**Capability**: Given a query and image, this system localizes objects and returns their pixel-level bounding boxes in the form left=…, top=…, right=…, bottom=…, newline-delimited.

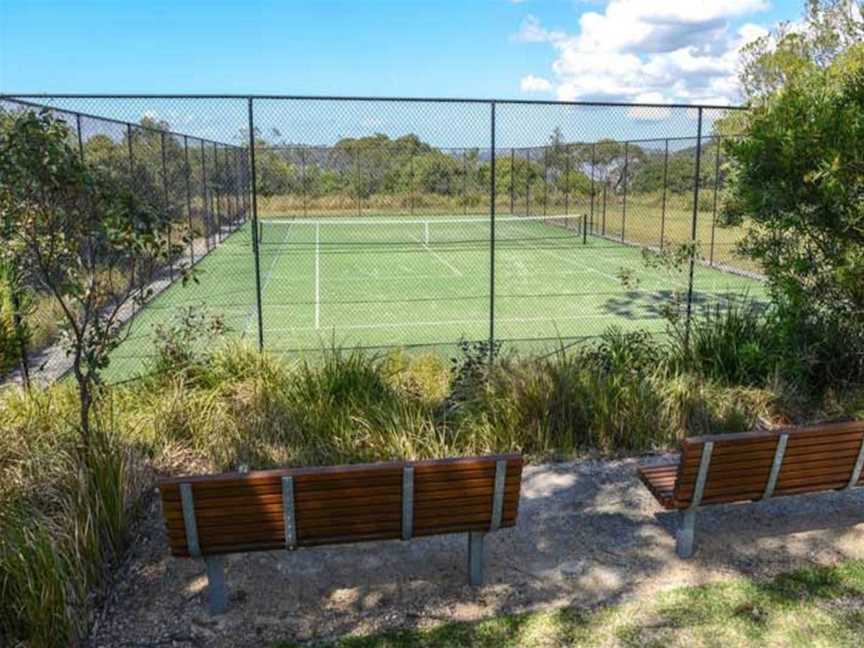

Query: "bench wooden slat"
left=160, top=454, right=522, bottom=558
left=638, top=421, right=864, bottom=511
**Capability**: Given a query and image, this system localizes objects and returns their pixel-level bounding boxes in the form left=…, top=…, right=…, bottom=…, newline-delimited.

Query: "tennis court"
left=105, top=213, right=765, bottom=381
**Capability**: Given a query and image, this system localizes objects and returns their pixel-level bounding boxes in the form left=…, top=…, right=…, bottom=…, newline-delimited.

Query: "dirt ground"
left=88, top=455, right=864, bottom=647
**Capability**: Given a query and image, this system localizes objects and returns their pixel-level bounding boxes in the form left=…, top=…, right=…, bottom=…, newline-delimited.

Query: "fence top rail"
left=260, top=133, right=740, bottom=152
left=2, top=93, right=748, bottom=112
left=1, top=96, right=245, bottom=150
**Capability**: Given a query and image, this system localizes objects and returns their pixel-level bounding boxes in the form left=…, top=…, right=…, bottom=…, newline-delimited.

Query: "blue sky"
left=1, top=0, right=803, bottom=101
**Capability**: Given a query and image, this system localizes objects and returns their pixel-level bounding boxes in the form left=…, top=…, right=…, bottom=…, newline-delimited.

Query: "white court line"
left=502, top=223, right=621, bottom=283
left=265, top=312, right=642, bottom=334
left=416, top=235, right=463, bottom=277
left=243, top=222, right=292, bottom=337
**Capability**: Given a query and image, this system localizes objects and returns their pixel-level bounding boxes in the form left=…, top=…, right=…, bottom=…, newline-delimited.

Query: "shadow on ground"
left=89, top=456, right=864, bottom=647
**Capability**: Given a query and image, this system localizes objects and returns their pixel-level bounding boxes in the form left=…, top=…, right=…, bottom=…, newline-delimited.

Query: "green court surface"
left=105, top=214, right=765, bottom=382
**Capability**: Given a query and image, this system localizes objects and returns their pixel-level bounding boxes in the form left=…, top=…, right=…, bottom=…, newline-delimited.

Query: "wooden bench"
left=158, top=454, right=523, bottom=614
left=638, top=420, right=864, bottom=558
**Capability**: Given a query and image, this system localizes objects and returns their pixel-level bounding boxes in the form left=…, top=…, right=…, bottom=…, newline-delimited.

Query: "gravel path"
left=88, top=455, right=864, bottom=647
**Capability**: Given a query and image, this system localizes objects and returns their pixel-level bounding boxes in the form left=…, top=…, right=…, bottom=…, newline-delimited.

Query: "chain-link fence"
left=1, top=95, right=762, bottom=383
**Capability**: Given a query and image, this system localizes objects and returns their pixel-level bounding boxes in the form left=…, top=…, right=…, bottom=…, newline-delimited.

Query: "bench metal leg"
left=205, top=556, right=228, bottom=615
left=676, top=510, right=697, bottom=559
left=468, top=531, right=485, bottom=587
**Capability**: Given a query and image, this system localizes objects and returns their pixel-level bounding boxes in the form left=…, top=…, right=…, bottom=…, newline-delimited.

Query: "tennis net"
left=256, top=214, right=590, bottom=249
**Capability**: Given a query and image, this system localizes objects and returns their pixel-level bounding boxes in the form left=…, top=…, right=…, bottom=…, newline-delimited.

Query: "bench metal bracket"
left=468, top=531, right=485, bottom=586
left=282, top=476, right=297, bottom=550
left=205, top=556, right=227, bottom=615
left=762, top=434, right=788, bottom=499
left=490, top=460, right=507, bottom=531
left=848, top=436, right=864, bottom=490
left=180, top=483, right=201, bottom=558
left=402, top=466, right=414, bottom=541
left=677, top=441, right=713, bottom=559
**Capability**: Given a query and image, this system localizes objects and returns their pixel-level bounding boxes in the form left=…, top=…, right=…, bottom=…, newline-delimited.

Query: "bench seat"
left=637, top=462, right=679, bottom=509
left=637, top=420, right=864, bottom=558
left=159, top=454, right=523, bottom=614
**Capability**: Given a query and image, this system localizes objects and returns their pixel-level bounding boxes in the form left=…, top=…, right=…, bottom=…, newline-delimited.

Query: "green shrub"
left=672, top=300, right=782, bottom=386
left=0, top=387, right=145, bottom=647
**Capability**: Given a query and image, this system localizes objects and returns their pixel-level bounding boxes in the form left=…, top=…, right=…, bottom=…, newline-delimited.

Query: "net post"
left=489, top=102, right=497, bottom=368
left=710, top=137, right=721, bottom=266
left=247, top=97, right=265, bottom=352
left=621, top=141, right=628, bottom=242
left=410, top=152, right=415, bottom=216
left=525, top=148, right=530, bottom=217
left=582, top=214, right=587, bottom=245
left=685, top=107, right=704, bottom=350
left=660, top=138, right=669, bottom=251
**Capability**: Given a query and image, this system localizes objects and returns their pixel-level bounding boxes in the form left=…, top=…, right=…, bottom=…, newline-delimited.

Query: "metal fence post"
left=602, top=179, right=608, bottom=235
left=489, top=102, right=497, bottom=367
left=183, top=136, right=195, bottom=265
left=660, top=138, right=669, bottom=251
left=4, top=200, right=30, bottom=388
left=463, top=149, right=468, bottom=216
left=301, top=147, right=307, bottom=218
left=589, top=143, right=596, bottom=234
left=685, top=108, right=704, bottom=349
left=564, top=144, right=571, bottom=223
left=213, top=142, right=222, bottom=243
left=247, top=98, right=265, bottom=352
left=200, top=140, right=211, bottom=251
left=621, top=141, right=628, bottom=242
left=525, top=148, right=530, bottom=217
left=160, top=131, right=174, bottom=282
left=354, top=147, right=361, bottom=217
left=75, top=113, right=85, bottom=162
left=543, top=147, right=548, bottom=217
left=709, top=137, right=721, bottom=266
left=510, top=147, right=514, bottom=215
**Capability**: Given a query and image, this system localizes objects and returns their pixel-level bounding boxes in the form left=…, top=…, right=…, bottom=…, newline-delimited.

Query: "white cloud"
left=515, top=0, right=771, bottom=105
left=520, top=74, right=553, bottom=92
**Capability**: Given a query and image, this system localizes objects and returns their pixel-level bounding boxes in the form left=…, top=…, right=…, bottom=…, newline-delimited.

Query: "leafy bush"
left=723, top=43, right=864, bottom=388
left=150, top=306, right=228, bottom=380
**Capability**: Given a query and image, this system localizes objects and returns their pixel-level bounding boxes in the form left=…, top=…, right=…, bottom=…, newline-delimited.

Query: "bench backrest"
left=673, top=420, right=864, bottom=508
left=159, top=454, right=523, bottom=557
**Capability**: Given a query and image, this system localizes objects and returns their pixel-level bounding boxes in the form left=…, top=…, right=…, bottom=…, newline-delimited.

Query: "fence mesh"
left=1, top=95, right=763, bottom=383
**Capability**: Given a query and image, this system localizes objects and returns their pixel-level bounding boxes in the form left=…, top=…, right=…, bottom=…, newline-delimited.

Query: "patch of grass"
left=275, top=561, right=864, bottom=648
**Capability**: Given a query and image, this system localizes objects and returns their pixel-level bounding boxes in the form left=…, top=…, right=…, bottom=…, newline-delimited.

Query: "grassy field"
left=103, top=205, right=763, bottom=382
left=276, top=560, right=864, bottom=648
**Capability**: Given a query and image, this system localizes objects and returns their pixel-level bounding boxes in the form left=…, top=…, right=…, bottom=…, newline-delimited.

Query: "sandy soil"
left=88, top=455, right=864, bottom=647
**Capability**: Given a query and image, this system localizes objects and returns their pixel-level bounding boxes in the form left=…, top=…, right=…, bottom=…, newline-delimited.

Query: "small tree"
left=723, top=43, right=864, bottom=384
left=0, top=108, right=186, bottom=449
